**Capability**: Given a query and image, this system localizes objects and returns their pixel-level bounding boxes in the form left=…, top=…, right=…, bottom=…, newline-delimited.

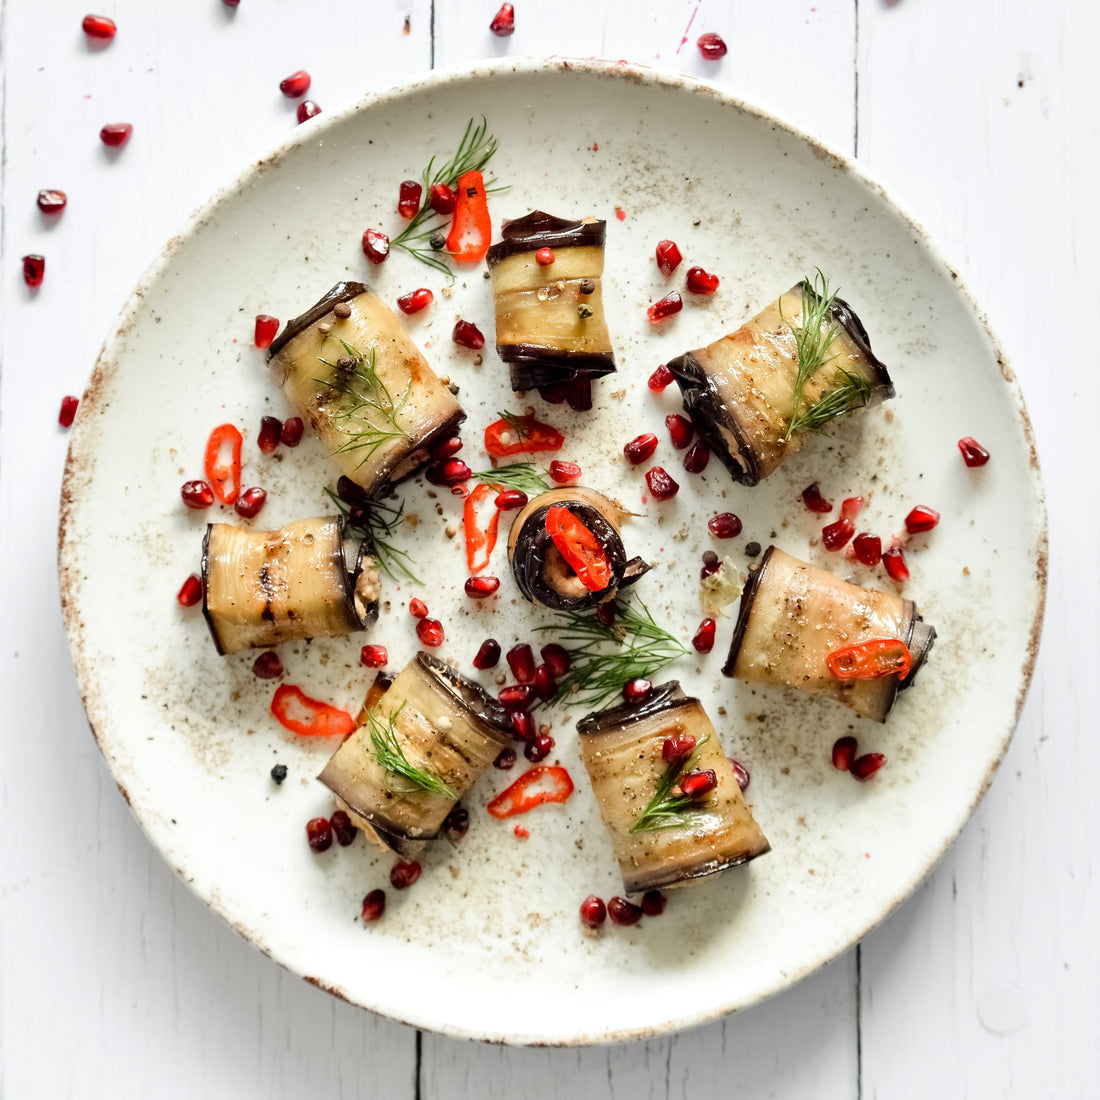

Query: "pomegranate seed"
left=608, top=896, right=643, bottom=926
left=697, top=32, right=728, bottom=59
left=648, top=363, right=674, bottom=391
left=840, top=496, right=865, bottom=522
left=622, top=678, right=652, bottom=705
left=647, top=292, right=683, bottom=323
left=99, top=123, right=132, bottom=147
left=700, top=551, right=721, bottom=578
left=566, top=377, right=593, bottom=412
left=958, top=436, right=990, bottom=467
left=254, top=314, right=280, bottom=350
left=641, top=890, right=666, bottom=917
left=465, top=575, right=500, bottom=599
left=452, top=319, right=485, bottom=349
left=645, top=466, right=679, bottom=500
left=181, top=480, right=215, bottom=509
left=624, top=433, right=658, bottom=465
left=252, top=650, right=284, bottom=679
left=235, top=487, right=267, bottom=519
left=279, top=70, right=311, bottom=98
left=692, top=617, right=716, bottom=653
left=536, top=382, right=568, bottom=404
left=82, top=14, right=116, bottom=40
left=685, top=266, right=720, bottom=294
left=832, top=736, right=858, bottom=772
left=361, top=889, right=385, bottom=922
left=729, top=758, right=750, bottom=791
left=802, top=484, right=833, bottom=513
left=852, top=532, right=882, bottom=566
left=580, top=895, right=607, bottom=930
left=22, top=254, right=45, bottom=288
left=684, top=440, right=711, bottom=473
left=882, top=547, right=910, bottom=582
left=444, top=805, right=470, bottom=841
left=822, top=518, right=855, bottom=550
left=662, top=734, right=696, bottom=764
left=432, top=435, right=463, bottom=459
left=397, top=287, right=433, bottom=315
left=337, top=476, right=368, bottom=505
left=417, top=617, right=444, bottom=647
left=176, top=573, right=203, bottom=607
left=296, top=100, right=322, bottom=123
left=540, top=644, right=571, bottom=678
left=330, top=810, right=356, bottom=846
left=257, top=415, right=282, bottom=453
left=424, top=458, right=472, bottom=486
left=905, top=505, right=940, bottom=534
left=595, top=602, right=617, bottom=628
left=680, top=769, right=718, bottom=798
left=489, top=2, right=515, bottom=35
left=494, top=747, right=517, bottom=770
left=850, top=752, right=887, bottom=781
left=708, top=512, right=742, bottom=538
left=499, top=684, right=536, bottom=711
left=360, top=644, right=388, bottom=668
left=37, top=189, right=67, bottom=214
left=361, top=228, right=390, bottom=264
left=550, top=460, right=581, bottom=484
left=524, top=734, right=554, bottom=763
left=533, top=664, right=557, bottom=702
left=222, top=0, right=240, bottom=7
left=535, top=247, right=555, bottom=266
left=655, top=239, right=683, bottom=275
left=389, top=860, right=421, bottom=889
left=58, top=395, right=79, bottom=427
left=397, top=180, right=422, bottom=219
left=306, top=817, right=333, bottom=853
left=428, top=182, right=456, bottom=214
left=280, top=417, right=303, bottom=447
left=510, top=711, right=535, bottom=743
left=495, top=488, right=528, bottom=510
left=666, top=413, right=694, bottom=449
left=473, top=638, right=501, bottom=669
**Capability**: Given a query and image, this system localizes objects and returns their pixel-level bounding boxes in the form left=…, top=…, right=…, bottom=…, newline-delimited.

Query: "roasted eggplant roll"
left=667, top=279, right=894, bottom=486
left=578, top=682, right=770, bottom=895
left=487, top=211, right=615, bottom=397
left=267, top=281, right=465, bottom=499
left=724, top=546, right=936, bottom=722
left=201, top=515, right=379, bottom=655
left=507, top=487, right=650, bottom=611
left=318, top=653, right=512, bottom=844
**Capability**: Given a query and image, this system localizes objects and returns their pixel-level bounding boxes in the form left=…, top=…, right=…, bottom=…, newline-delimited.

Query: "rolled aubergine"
left=724, top=546, right=936, bottom=722
left=201, top=515, right=379, bottom=655
left=507, top=486, right=650, bottom=611
left=487, top=211, right=615, bottom=398
left=267, top=281, right=465, bottom=499
left=318, top=653, right=512, bottom=844
left=667, top=280, right=894, bottom=486
left=578, top=682, right=770, bottom=895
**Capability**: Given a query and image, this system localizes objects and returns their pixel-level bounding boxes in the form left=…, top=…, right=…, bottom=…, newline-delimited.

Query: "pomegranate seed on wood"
left=252, top=650, right=284, bottom=679
left=99, top=123, right=132, bottom=147
left=580, top=895, right=607, bottom=930
left=330, top=810, right=356, bottom=846
left=37, top=189, right=67, bottom=214
left=82, top=14, right=116, bottom=40
left=389, top=860, right=421, bottom=889
left=507, top=644, right=536, bottom=683
left=666, top=413, right=694, bottom=449
left=257, top=415, right=282, bottom=453
left=832, top=736, right=858, bottom=772
left=296, top=100, right=322, bottom=123
left=852, top=532, right=882, bottom=566
left=417, top=618, right=445, bottom=647
left=279, top=70, right=311, bottom=98
left=22, top=254, right=45, bottom=288
left=655, top=239, right=683, bottom=275
left=397, top=288, right=433, bottom=314
left=361, top=889, right=385, bottom=922
left=729, top=758, right=750, bottom=792
left=622, top=678, right=652, bottom=705
left=360, top=644, right=388, bottom=668
left=465, top=575, right=500, bottom=599
left=648, top=363, right=674, bottom=391
left=176, top=573, right=203, bottom=607
left=692, top=617, right=716, bottom=653
left=235, top=487, right=267, bottom=519
left=280, top=417, right=303, bottom=447
left=697, top=32, right=728, bottom=59
left=958, top=436, right=990, bottom=467
left=708, top=512, right=742, bottom=538
left=822, top=518, right=855, bottom=550
left=684, top=440, right=710, bottom=473
left=540, top=644, right=571, bottom=678
left=802, top=483, right=833, bottom=513
left=685, top=266, right=720, bottom=294
left=254, top=314, right=280, bottom=349
left=58, top=395, right=79, bottom=427
left=905, top=505, right=940, bottom=534
left=681, top=769, right=718, bottom=798
left=398, top=180, right=422, bottom=219
left=489, top=2, right=515, bottom=35
left=499, top=684, right=536, bottom=712
left=494, top=747, right=516, bottom=770
left=473, top=638, right=501, bottom=669
left=306, top=818, right=333, bottom=852
left=647, top=292, right=683, bottom=323
left=608, top=896, right=643, bottom=926
left=429, top=182, right=456, bottom=214
left=181, top=480, right=215, bottom=509
left=495, top=489, right=527, bottom=510
left=642, top=890, right=666, bottom=917
left=444, top=806, right=470, bottom=841
left=525, top=733, right=554, bottom=763
left=510, top=711, right=535, bottom=743
left=452, top=319, right=485, bottom=349
left=550, top=460, right=581, bottom=484
left=645, top=466, right=679, bottom=500
left=361, top=228, right=390, bottom=264
left=882, top=546, right=910, bottom=582
left=624, top=433, right=658, bottom=465
left=662, top=734, right=696, bottom=764
left=850, top=752, right=886, bottom=781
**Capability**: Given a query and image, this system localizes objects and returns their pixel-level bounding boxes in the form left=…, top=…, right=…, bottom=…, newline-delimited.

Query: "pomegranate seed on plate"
left=489, top=2, right=515, bottom=35
left=330, top=810, right=356, bottom=846
left=525, top=733, right=554, bottom=763
left=235, top=487, right=267, bottom=519
left=495, top=488, right=527, bottom=510
left=176, top=573, right=203, bottom=607
left=905, top=505, right=940, bottom=534
left=37, top=189, right=67, bottom=214
left=684, top=439, right=711, bottom=473
left=700, top=551, right=720, bottom=579
left=82, top=14, right=116, bottom=39
left=465, top=575, right=500, bottom=599
left=840, top=496, right=864, bottom=521
left=595, top=602, right=616, bottom=628
left=296, top=100, right=322, bottom=123
left=397, top=288, right=433, bottom=314
left=306, top=818, right=333, bottom=852
left=389, top=860, right=421, bottom=889
left=424, top=458, right=471, bottom=486
left=655, top=239, right=682, bottom=275
left=622, top=678, right=652, bottom=704
left=499, top=684, right=536, bottom=712
left=181, top=480, right=215, bottom=509
left=280, top=417, right=303, bottom=447
left=494, top=748, right=516, bottom=770
left=802, top=483, right=832, bottom=512
left=279, top=70, right=311, bottom=98
left=852, top=532, right=882, bottom=566
left=662, top=734, right=696, bottom=764
left=708, top=512, right=742, bottom=538
left=550, top=460, right=581, bottom=484
left=361, top=228, right=390, bottom=264
left=444, top=806, right=470, bottom=841
left=648, top=363, right=674, bottom=391
left=507, top=644, right=536, bottom=683
left=958, top=436, right=990, bottom=467
left=361, top=889, right=385, bottom=922
left=729, top=758, right=750, bottom=791
left=540, top=644, right=571, bottom=678
left=666, top=413, right=694, bottom=449
left=566, top=377, right=593, bottom=412
left=473, top=638, right=501, bottom=669
left=432, top=435, right=463, bottom=459
left=580, top=895, right=607, bottom=930
left=624, top=433, right=658, bottom=465
left=832, top=736, right=858, bottom=772
left=510, top=711, right=535, bottom=743
left=882, top=546, right=910, bottom=582
left=409, top=597, right=429, bottom=618
left=360, top=644, right=388, bottom=668
left=337, top=476, right=368, bottom=505
left=99, top=122, right=132, bottom=147
left=685, top=266, right=720, bottom=294
left=257, top=415, right=282, bottom=453
left=697, top=32, right=728, bottom=59
left=850, top=752, right=886, bottom=781
left=22, top=254, right=45, bottom=288
left=452, top=319, right=485, bottom=349
left=251, top=650, right=283, bottom=679
left=254, top=314, right=280, bottom=349
left=692, top=617, right=716, bottom=653
left=647, top=292, right=683, bottom=323
left=680, top=769, right=718, bottom=798
left=533, top=664, right=557, bottom=702
left=429, top=182, right=456, bottom=214
left=608, top=896, right=643, bottom=926
left=397, top=180, right=422, bottom=219
left=645, top=466, right=679, bottom=500
left=535, top=247, right=555, bottom=266
left=822, top=518, right=855, bottom=550
left=641, top=890, right=666, bottom=917
left=58, top=395, right=79, bottom=427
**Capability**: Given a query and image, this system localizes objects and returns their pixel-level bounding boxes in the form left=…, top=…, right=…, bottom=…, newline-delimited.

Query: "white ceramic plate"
left=58, top=59, right=1046, bottom=1045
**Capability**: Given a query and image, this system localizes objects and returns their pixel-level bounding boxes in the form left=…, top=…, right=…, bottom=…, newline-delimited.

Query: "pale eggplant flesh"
left=724, top=546, right=936, bottom=722
left=667, top=282, right=894, bottom=486
left=201, top=515, right=378, bottom=655
left=317, top=653, right=512, bottom=842
left=578, top=682, right=770, bottom=895
left=507, top=486, right=650, bottom=611
left=267, top=281, right=465, bottom=500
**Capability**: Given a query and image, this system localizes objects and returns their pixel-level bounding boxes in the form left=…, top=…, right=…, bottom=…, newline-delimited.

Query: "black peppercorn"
left=744, top=541, right=761, bottom=558
left=271, top=763, right=288, bottom=784
left=429, top=232, right=446, bottom=251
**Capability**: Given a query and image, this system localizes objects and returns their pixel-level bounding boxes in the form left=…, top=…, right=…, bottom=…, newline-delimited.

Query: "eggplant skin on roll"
left=267, top=281, right=465, bottom=500
left=578, top=681, right=770, bottom=895
left=667, top=275, right=894, bottom=486
left=507, top=487, right=650, bottom=611
left=724, top=546, right=936, bottom=723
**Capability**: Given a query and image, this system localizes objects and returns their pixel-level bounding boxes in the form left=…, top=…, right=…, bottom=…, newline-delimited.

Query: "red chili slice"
left=826, top=639, right=912, bottom=682
left=487, top=765, right=574, bottom=819
left=463, top=482, right=501, bottom=573
left=446, top=169, right=492, bottom=264
left=270, top=684, right=355, bottom=738
left=483, top=413, right=564, bottom=458
left=203, top=423, right=243, bottom=505
left=545, top=505, right=612, bottom=592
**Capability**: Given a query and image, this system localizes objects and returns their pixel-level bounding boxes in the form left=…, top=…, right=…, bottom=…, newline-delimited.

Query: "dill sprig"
left=325, top=487, right=420, bottom=585
left=782, top=270, right=840, bottom=440
left=629, top=735, right=711, bottom=834
left=472, top=463, right=550, bottom=495
left=538, top=598, right=690, bottom=708
left=366, top=701, right=456, bottom=799
left=787, top=367, right=875, bottom=435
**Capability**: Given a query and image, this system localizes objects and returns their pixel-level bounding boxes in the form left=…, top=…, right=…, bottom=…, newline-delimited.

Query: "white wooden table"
left=3, top=1, right=1095, bottom=1095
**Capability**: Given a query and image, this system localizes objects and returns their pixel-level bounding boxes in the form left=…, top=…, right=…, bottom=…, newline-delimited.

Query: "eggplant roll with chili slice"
left=507, top=487, right=650, bottom=611
left=487, top=211, right=615, bottom=395
left=201, top=515, right=379, bottom=655
left=267, top=281, right=465, bottom=499
left=666, top=279, right=894, bottom=486
left=578, top=682, right=770, bottom=895
left=318, top=653, right=512, bottom=844
left=724, top=546, right=936, bottom=722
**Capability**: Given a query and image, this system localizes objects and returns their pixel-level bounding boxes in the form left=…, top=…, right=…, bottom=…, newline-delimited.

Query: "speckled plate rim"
left=58, top=56, right=1048, bottom=1045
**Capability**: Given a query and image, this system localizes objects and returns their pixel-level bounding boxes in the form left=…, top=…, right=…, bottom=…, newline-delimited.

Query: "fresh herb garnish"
left=786, top=367, right=875, bottom=436
left=325, top=487, right=420, bottom=585
left=366, top=701, right=456, bottom=799
left=629, top=735, right=711, bottom=834
left=471, top=463, right=550, bottom=495
left=538, top=598, right=690, bottom=708
left=782, top=270, right=840, bottom=440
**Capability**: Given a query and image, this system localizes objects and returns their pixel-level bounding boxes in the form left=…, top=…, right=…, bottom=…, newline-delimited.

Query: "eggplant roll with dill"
left=667, top=280, right=894, bottom=486
left=201, top=515, right=379, bottom=655
left=487, top=211, right=615, bottom=395
left=725, top=546, right=936, bottom=723
left=267, top=281, right=465, bottom=499
left=318, top=653, right=512, bottom=845
left=507, top=487, right=650, bottom=611
left=578, top=682, right=770, bottom=895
